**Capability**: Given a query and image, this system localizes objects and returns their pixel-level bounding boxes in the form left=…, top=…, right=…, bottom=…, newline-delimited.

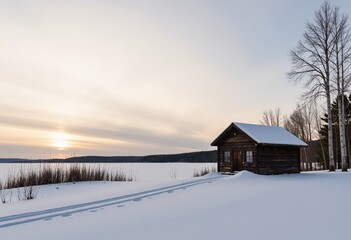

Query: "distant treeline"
left=0, top=150, right=217, bottom=163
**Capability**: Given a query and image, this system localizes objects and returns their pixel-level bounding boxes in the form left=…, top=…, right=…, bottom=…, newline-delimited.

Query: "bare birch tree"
left=260, top=107, right=282, bottom=126
left=284, top=106, right=306, bottom=141
left=288, top=1, right=336, bottom=171
left=284, top=103, right=316, bottom=170
left=331, top=7, right=351, bottom=171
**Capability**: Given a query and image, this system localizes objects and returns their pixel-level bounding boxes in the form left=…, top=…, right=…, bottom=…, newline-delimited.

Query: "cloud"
left=1, top=0, right=327, bottom=158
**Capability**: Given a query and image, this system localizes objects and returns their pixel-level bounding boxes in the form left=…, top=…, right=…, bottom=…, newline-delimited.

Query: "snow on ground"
left=1, top=168, right=351, bottom=240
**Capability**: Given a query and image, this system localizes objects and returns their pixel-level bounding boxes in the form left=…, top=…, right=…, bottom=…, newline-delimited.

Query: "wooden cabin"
left=211, top=122, right=307, bottom=175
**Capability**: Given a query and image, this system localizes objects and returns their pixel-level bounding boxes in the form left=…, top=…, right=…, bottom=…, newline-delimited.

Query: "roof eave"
left=211, top=123, right=256, bottom=146
left=211, top=123, right=235, bottom=146
left=258, top=143, right=308, bottom=147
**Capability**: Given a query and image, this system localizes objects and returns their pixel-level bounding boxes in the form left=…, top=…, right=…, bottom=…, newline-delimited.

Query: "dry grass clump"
left=0, top=164, right=134, bottom=203
left=2, top=164, right=134, bottom=190
left=193, top=165, right=217, bottom=177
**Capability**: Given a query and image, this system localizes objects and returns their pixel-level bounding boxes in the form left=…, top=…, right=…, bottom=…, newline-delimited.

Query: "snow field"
left=1, top=166, right=350, bottom=240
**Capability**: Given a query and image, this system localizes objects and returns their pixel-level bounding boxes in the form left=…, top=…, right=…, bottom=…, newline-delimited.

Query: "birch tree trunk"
left=337, top=94, right=347, bottom=171
left=340, top=95, right=348, bottom=171
left=327, top=87, right=335, bottom=171
left=332, top=9, right=349, bottom=171
left=340, top=31, right=349, bottom=171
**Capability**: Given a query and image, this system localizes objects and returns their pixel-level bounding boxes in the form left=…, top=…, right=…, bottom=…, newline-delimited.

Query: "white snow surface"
left=1, top=168, right=351, bottom=240
left=234, top=122, right=308, bottom=146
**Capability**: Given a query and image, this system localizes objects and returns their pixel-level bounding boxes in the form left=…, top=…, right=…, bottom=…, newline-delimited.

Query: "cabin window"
left=245, top=150, right=253, bottom=163
left=224, top=151, right=231, bottom=162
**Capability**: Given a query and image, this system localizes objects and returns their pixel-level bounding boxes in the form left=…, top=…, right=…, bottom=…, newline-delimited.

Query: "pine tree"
left=320, top=95, right=351, bottom=169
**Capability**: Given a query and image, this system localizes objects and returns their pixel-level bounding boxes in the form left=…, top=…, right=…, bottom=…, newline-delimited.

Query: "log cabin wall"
left=256, top=145, right=300, bottom=175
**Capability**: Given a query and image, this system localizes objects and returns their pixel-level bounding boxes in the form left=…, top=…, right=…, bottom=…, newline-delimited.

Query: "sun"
left=52, top=132, right=70, bottom=150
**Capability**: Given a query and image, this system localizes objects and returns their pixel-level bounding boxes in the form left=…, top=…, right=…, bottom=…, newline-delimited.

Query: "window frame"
left=223, top=151, right=231, bottom=163
left=245, top=150, right=253, bottom=163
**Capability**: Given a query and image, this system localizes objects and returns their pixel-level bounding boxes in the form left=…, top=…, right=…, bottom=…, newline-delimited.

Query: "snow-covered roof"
left=212, top=122, right=307, bottom=147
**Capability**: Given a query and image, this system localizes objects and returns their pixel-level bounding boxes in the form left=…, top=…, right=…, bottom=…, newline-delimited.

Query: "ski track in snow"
left=0, top=175, right=226, bottom=228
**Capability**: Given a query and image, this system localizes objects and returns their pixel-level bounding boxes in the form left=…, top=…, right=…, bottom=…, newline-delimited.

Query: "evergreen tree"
left=320, top=95, right=351, bottom=168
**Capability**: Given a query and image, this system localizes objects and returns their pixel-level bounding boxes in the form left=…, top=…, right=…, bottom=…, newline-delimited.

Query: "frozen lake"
left=0, top=162, right=217, bottom=182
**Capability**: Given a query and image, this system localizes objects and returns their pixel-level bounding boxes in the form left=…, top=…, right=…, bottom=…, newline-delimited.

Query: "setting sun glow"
left=52, top=133, right=70, bottom=150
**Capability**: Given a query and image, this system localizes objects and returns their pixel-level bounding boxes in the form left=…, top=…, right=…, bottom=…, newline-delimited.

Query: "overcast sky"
left=1, top=0, right=351, bottom=158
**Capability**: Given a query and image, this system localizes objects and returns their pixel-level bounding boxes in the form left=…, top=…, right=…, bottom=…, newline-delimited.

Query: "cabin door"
left=233, top=150, right=242, bottom=171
